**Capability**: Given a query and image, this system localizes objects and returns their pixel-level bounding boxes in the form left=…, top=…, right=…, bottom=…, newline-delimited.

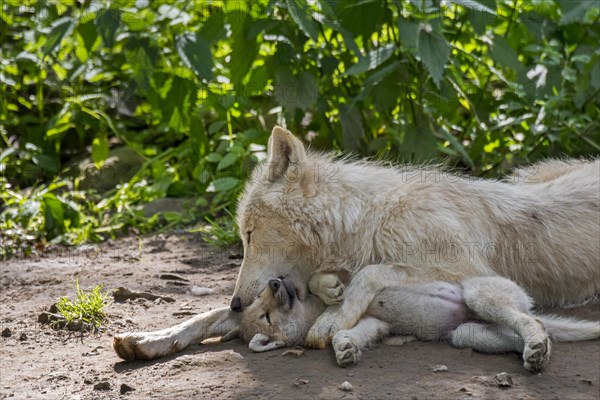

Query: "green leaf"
left=211, top=177, right=239, bottom=192
left=339, top=104, right=364, bottom=151
left=176, top=33, right=213, bottom=81
left=95, top=9, right=121, bottom=48
left=32, top=154, right=59, bottom=173
left=417, top=26, right=450, bottom=87
left=398, top=19, right=419, bottom=51
left=275, top=70, right=318, bottom=111
left=343, top=44, right=396, bottom=76
left=206, top=153, right=223, bottom=163
left=217, top=152, right=240, bottom=171
left=42, top=194, right=65, bottom=238
left=557, top=0, right=597, bottom=25
left=452, top=0, right=496, bottom=14
left=339, top=0, right=385, bottom=39
left=401, top=126, right=438, bottom=162
left=286, top=0, right=319, bottom=41
left=489, top=35, right=523, bottom=73
left=91, top=135, right=109, bottom=168
left=229, top=11, right=259, bottom=86
left=43, top=17, right=74, bottom=55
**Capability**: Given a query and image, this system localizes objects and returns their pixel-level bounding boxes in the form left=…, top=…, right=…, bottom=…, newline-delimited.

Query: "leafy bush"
left=1, top=0, right=599, bottom=256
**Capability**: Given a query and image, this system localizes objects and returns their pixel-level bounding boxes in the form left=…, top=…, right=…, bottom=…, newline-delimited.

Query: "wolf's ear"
left=267, top=126, right=307, bottom=182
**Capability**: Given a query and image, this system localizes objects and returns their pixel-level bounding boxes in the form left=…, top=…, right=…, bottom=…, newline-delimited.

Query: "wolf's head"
left=231, top=127, right=337, bottom=311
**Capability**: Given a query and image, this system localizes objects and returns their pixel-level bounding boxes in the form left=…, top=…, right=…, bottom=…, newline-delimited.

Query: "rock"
left=495, top=372, right=513, bottom=388
left=73, top=146, right=144, bottom=193
left=579, top=378, right=593, bottom=385
left=83, top=377, right=94, bottom=385
left=339, top=381, right=353, bottom=392
left=432, top=364, right=448, bottom=372
left=159, top=273, right=189, bottom=281
left=1, top=328, right=11, bottom=337
left=93, top=381, right=111, bottom=391
left=120, top=383, right=135, bottom=394
left=189, top=286, right=216, bottom=296
left=293, top=378, right=309, bottom=387
left=113, top=287, right=175, bottom=303
left=19, top=333, right=27, bottom=341
left=142, top=198, right=198, bottom=217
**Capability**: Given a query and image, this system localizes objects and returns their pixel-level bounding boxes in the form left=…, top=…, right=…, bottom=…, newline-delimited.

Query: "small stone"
left=495, top=372, right=513, bottom=388
left=189, top=286, right=216, bottom=296
left=93, top=381, right=110, bottom=391
left=432, top=364, right=448, bottom=372
left=346, top=372, right=354, bottom=377
left=580, top=378, right=593, bottom=385
left=19, top=333, right=28, bottom=341
left=83, top=377, right=93, bottom=385
left=339, top=381, right=353, bottom=392
left=120, top=383, right=135, bottom=394
left=1, top=328, right=11, bottom=337
left=282, top=349, right=305, bottom=358
left=293, top=378, right=309, bottom=386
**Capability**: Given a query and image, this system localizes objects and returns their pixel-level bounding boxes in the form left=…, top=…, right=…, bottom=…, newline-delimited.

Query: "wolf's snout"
left=269, top=279, right=281, bottom=292
left=230, top=296, right=243, bottom=312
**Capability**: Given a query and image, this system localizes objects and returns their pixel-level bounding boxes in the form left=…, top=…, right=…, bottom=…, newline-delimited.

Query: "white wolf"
left=240, top=272, right=600, bottom=372
left=113, top=126, right=599, bottom=361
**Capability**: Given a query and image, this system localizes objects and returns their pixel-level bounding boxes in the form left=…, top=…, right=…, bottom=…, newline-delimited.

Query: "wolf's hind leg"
left=332, top=317, right=391, bottom=367
left=450, top=322, right=524, bottom=353
left=462, top=277, right=551, bottom=372
left=113, top=307, right=239, bottom=361
left=306, top=263, right=410, bottom=348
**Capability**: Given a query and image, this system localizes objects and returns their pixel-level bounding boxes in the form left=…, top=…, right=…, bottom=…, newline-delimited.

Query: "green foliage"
left=55, top=280, right=110, bottom=330
left=1, top=0, right=599, bottom=255
left=192, top=213, right=240, bottom=248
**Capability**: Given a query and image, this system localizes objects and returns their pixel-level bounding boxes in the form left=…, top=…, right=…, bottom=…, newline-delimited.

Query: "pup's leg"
left=306, top=263, right=410, bottom=348
left=113, top=307, right=239, bottom=361
left=450, top=322, right=524, bottom=353
left=309, top=272, right=345, bottom=305
left=462, top=277, right=551, bottom=372
left=332, top=317, right=391, bottom=367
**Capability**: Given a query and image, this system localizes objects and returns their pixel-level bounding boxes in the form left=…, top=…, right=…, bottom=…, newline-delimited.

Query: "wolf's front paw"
left=333, top=332, right=361, bottom=367
left=309, top=273, right=345, bottom=305
left=113, top=332, right=183, bottom=361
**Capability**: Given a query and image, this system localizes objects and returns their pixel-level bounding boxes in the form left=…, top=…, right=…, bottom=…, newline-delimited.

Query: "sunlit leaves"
left=176, top=33, right=213, bottom=81
left=91, top=134, right=109, bottom=168
left=95, top=9, right=121, bottom=48
left=343, top=44, right=396, bottom=76
left=417, top=25, right=450, bottom=86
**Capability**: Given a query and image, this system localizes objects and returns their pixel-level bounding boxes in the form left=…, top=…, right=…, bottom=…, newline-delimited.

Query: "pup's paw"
left=305, top=309, right=343, bottom=349
left=333, top=333, right=361, bottom=367
left=523, top=336, right=551, bottom=372
left=522, top=320, right=551, bottom=372
left=309, top=273, right=345, bottom=305
left=113, top=332, right=183, bottom=361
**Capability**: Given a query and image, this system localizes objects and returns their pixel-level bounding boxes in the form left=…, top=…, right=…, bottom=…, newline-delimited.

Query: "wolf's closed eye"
left=246, top=230, right=253, bottom=244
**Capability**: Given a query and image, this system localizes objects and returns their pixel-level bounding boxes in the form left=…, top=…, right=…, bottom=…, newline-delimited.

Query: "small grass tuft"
left=191, top=213, right=240, bottom=248
left=54, top=280, right=111, bottom=330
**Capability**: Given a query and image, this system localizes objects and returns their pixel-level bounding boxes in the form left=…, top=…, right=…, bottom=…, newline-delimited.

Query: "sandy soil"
left=1, top=234, right=599, bottom=400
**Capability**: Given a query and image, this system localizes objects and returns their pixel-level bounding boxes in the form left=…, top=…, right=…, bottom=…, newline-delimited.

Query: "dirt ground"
left=1, top=234, right=599, bottom=400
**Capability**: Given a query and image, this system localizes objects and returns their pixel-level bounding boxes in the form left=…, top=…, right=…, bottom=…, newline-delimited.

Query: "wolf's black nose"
left=230, top=296, right=243, bottom=312
left=269, top=279, right=281, bottom=292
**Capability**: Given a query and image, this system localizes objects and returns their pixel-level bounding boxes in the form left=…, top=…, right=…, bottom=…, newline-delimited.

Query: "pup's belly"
left=367, top=282, right=470, bottom=341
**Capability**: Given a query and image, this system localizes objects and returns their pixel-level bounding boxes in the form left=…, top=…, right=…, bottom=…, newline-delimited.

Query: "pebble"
left=432, top=364, right=448, bottom=372
left=189, top=286, right=216, bottom=296
left=339, top=381, right=353, bottom=392
left=19, top=333, right=28, bottom=341
left=1, top=328, right=11, bottom=337
left=120, top=383, right=135, bottom=394
left=495, top=372, right=513, bottom=388
left=93, top=381, right=111, bottom=391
